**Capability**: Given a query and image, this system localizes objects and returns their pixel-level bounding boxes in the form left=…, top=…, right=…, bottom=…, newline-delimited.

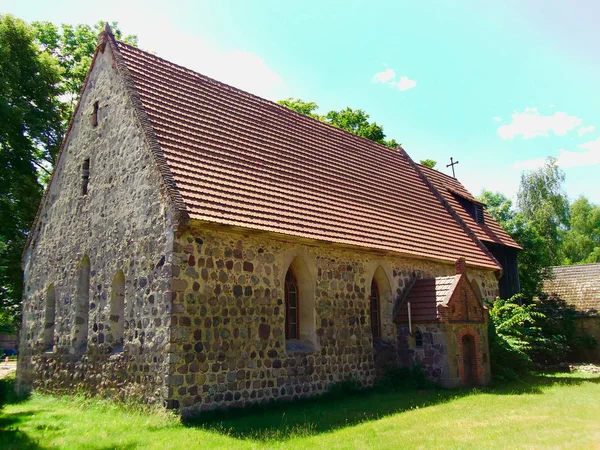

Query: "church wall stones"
left=17, top=44, right=178, bottom=403
left=167, top=227, right=498, bottom=414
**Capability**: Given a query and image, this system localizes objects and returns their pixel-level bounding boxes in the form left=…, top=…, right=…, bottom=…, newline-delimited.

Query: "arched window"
left=43, top=284, right=56, bottom=351
left=283, top=256, right=317, bottom=351
left=74, top=255, right=90, bottom=352
left=370, top=279, right=381, bottom=340
left=285, top=268, right=299, bottom=340
left=109, top=270, right=125, bottom=351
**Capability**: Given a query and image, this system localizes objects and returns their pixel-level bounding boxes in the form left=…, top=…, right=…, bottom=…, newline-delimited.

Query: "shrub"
left=378, top=363, right=436, bottom=390
left=487, top=296, right=540, bottom=379
left=329, top=377, right=362, bottom=397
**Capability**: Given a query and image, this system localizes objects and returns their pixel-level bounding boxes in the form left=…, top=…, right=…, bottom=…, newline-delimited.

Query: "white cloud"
left=373, top=68, right=396, bottom=84
left=395, top=76, right=417, bottom=91
left=493, top=117, right=502, bottom=122
left=372, top=68, right=417, bottom=92
left=514, top=136, right=600, bottom=170
left=578, top=125, right=595, bottom=136
left=497, top=107, right=582, bottom=140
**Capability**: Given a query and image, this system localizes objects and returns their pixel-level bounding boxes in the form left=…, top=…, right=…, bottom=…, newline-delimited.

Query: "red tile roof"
left=395, top=276, right=460, bottom=322
left=543, top=264, right=600, bottom=316
left=417, top=165, right=521, bottom=249
left=111, top=39, right=501, bottom=271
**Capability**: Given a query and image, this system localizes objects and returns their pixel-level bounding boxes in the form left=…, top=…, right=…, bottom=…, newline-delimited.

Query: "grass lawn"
left=1, top=371, right=599, bottom=449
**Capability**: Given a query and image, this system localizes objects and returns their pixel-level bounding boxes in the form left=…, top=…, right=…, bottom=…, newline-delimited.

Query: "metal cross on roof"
left=446, top=157, right=459, bottom=178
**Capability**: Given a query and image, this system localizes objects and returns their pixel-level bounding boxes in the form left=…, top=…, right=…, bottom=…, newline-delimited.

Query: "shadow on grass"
left=0, top=376, right=31, bottom=409
left=0, top=377, right=42, bottom=450
left=184, top=373, right=600, bottom=441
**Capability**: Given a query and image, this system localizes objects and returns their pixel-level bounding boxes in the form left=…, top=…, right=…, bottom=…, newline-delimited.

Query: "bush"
left=329, top=377, right=362, bottom=397
left=488, top=294, right=598, bottom=376
left=487, top=296, right=540, bottom=379
left=378, top=363, right=436, bottom=390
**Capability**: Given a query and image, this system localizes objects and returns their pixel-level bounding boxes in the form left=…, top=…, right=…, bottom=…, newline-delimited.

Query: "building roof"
left=543, top=264, right=600, bottom=316
left=60, top=31, right=504, bottom=272
left=395, top=275, right=460, bottom=322
left=417, top=164, right=521, bottom=250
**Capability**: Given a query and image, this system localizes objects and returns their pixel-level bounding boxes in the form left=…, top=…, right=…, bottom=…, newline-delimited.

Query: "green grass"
left=1, top=372, right=599, bottom=449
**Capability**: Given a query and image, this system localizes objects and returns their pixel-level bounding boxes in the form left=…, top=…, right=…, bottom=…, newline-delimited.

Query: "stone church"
left=17, top=25, right=520, bottom=414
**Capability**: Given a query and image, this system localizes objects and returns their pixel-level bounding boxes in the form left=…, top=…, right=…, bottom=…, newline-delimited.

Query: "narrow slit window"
left=82, top=158, right=90, bottom=195
left=92, top=101, right=99, bottom=127
left=415, top=330, right=423, bottom=347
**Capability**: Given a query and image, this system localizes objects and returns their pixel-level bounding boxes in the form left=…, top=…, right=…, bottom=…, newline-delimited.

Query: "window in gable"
left=474, top=204, right=485, bottom=224
left=92, top=101, right=99, bottom=127
left=81, top=158, right=90, bottom=195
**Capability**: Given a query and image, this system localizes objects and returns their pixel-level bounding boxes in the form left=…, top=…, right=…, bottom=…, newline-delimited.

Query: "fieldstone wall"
left=166, top=226, right=498, bottom=414
left=17, top=43, right=178, bottom=403
left=398, top=322, right=491, bottom=388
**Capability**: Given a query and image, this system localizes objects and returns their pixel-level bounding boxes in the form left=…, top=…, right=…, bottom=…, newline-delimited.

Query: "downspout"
left=407, top=301, right=412, bottom=335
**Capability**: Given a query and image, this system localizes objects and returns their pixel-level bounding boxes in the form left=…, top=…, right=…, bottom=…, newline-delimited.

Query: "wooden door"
left=462, top=334, right=475, bottom=384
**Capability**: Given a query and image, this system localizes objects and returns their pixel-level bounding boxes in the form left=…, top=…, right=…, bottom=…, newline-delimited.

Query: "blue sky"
left=5, top=0, right=600, bottom=203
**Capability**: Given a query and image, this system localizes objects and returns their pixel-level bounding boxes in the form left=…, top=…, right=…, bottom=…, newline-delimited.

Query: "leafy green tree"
left=277, top=98, right=398, bottom=148
left=517, top=157, right=570, bottom=264
left=0, top=17, right=136, bottom=330
left=487, top=296, right=540, bottom=379
left=479, top=190, right=553, bottom=301
left=32, top=21, right=137, bottom=123
left=325, top=108, right=387, bottom=145
left=0, top=14, right=63, bottom=327
left=560, top=196, right=600, bottom=264
left=277, top=98, right=321, bottom=120
left=419, top=159, right=437, bottom=169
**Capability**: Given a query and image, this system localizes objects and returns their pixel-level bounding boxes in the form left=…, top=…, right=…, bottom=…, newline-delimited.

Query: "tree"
left=0, top=17, right=136, bottom=330
left=479, top=190, right=553, bottom=301
left=277, top=98, right=321, bottom=120
left=517, top=157, right=570, bottom=265
left=32, top=21, right=137, bottom=126
left=278, top=98, right=398, bottom=148
left=560, top=196, right=600, bottom=264
left=0, top=15, right=63, bottom=327
left=419, top=159, right=437, bottom=169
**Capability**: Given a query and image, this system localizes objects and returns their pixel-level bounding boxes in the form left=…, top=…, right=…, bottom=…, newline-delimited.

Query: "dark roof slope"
left=395, top=275, right=459, bottom=322
left=543, top=264, right=600, bottom=315
left=417, top=165, right=521, bottom=250
left=112, top=40, right=501, bottom=270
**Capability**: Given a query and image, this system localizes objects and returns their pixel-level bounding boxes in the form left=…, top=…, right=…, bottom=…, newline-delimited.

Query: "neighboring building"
left=543, top=264, right=600, bottom=362
left=0, top=333, right=18, bottom=353
left=18, top=26, right=511, bottom=414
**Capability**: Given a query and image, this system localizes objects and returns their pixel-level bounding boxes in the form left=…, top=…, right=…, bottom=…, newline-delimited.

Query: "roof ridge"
left=116, top=40, right=401, bottom=156
left=407, top=151, right=503, bottom=273
left=416, top=163, right=458, bottom=182
left=552, top=263, right=600, bottom=269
